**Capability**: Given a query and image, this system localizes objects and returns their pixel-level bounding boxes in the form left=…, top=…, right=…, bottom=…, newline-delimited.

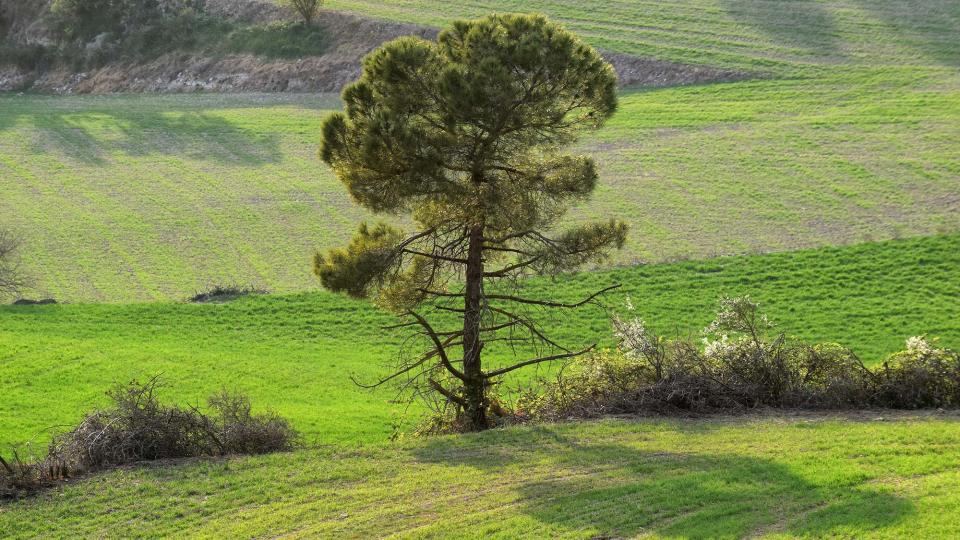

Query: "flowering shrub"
left=515, top=297, right=959, bottom=423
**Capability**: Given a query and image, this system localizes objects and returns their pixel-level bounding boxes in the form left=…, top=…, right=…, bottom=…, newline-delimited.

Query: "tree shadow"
left=718, top=0, right=842, bottom=60
left=0, top=103, right=283, bottom=166
left=411, top=424, right=914, bottom=538
left=851, top=0, right=960, bottom=67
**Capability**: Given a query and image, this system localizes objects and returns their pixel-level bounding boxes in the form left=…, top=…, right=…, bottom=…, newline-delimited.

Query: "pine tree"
left=317, top=13, right=627, bottom=431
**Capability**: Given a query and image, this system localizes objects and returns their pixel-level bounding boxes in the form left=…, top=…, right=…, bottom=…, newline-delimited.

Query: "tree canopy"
left=316, top=13, right=627, bottom=431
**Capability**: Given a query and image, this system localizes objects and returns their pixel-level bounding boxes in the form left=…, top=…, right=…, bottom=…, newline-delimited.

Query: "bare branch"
left=409, top=311, right=467, bottom=381
left=401, top=249, right=469, bottom=264
left=429, top=379, right=468, bottom=407
left=483, top=257, right=543, bottom=278
left=351, top=333, right=460, bottom=389
left=486, top=306, right=571, bottom=353
left=484, top=345, right=596, bottom=378
left=485, top=284, right=621, bottom=308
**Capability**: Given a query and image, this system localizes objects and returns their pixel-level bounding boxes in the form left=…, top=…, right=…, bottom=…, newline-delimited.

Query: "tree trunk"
left=462, top=224, right=488, bottom=430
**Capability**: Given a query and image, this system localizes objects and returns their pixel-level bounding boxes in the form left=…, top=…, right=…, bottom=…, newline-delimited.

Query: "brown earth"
left=0, top=0, right=751, bottom=94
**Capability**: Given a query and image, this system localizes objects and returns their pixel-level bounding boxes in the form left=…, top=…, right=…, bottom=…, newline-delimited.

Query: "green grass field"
left=4, top=417, right=960, bottom=538
left=2, top=1, right=960, bottom=535
left=2, top=233, right=957, bottom=449
left=2, top=1, right=958, bottom=301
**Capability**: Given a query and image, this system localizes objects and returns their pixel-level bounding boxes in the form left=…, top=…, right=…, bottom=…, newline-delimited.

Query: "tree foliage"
left=50, top=0, right=206, bottom=42
left=316, top=13, right=626, bottom=431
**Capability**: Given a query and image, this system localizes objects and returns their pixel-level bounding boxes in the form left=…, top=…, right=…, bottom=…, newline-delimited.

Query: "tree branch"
left=429, top=379, right=468, bottom=407
left=409, top=310, right=467, bottom=381
left=485, top=284, right=621, bottom=308
left=402, top=249, right=469, bottom=264
left=485, top=345, right=596, bottom=378
left=487, top=306, right=571, bottom=353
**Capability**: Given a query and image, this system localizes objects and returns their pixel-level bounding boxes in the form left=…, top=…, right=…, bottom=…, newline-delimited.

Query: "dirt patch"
left=1, top=1, right=752, bottom=94
left=603, top=50, right=749, bottom=87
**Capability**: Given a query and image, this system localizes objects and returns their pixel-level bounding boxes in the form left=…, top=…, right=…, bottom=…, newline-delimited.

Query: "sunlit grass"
left=1, top=70, right=957, bottom=301
left=2, top=233, right=956, bottom=449
left=3, top=417, right=960, bottom=538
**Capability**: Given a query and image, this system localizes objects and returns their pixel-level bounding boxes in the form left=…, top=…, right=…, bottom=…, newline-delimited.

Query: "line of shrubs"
left=1, top=378, right=297, bottom=499
left=510, top=297, right=960, bottom=423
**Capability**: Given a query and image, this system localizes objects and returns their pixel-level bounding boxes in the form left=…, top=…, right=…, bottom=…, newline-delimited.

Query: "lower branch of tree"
left=484, top=344, right=596, bottom=378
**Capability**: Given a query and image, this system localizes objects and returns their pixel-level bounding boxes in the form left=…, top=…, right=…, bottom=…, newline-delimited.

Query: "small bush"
left=45, top=0, right=216, bottom=69
left=1, top=378, right=297, bottom=499
left=280, top=0, right=323, bottom=25
left=189, top=284, right=266, bottom=303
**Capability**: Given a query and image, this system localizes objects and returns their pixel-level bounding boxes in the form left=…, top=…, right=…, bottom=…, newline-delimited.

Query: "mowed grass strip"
left=1, top=233, right=957, bottom=448
left=3, top=417, right=960, bottom=538
left=328, top=0, right=959, bottom=72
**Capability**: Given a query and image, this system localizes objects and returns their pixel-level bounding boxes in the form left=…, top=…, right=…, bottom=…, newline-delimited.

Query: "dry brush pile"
left=1, top=378, right=297, bottom=499
left=510, top=297, right=960, bottom=424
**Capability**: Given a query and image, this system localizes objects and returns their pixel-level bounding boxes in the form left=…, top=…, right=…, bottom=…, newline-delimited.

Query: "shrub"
left=875, top=336, right=960, bottom=408
left=189, top=284, right=266, bottom=303
left=1, top=378, right=297, bottom=499
left=509, top=297, right=960, bottom=425
left=280, top=0, right=322, bottom=25
left=50, top=0, right=207, bottom=42
left=0, top=43, right=55, bottom=70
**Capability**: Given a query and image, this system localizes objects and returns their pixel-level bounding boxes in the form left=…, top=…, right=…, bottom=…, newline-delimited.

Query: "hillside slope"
left=1, top=85, right=956, bottom=301
left=0, top=0, right=743, bottom=93
left=2, top=1, right=957, bottom=301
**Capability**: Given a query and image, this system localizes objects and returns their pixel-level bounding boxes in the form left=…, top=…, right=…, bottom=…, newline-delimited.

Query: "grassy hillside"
left=2, top=83, right=957, bottom=301
left=2, top=233, right=957, bottom=449
left=4, top=417, right=960, bottom=538
left=329, top=0, right=959, bottom=73
left=2, top=0, right=958, bottom=301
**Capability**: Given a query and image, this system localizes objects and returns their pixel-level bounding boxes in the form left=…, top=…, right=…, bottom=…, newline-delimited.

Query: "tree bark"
left=462, top=224, right=488, bottom=429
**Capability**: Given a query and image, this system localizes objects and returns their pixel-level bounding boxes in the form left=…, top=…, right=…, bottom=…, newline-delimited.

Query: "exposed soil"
left=1, top=0, right=751, bottom=94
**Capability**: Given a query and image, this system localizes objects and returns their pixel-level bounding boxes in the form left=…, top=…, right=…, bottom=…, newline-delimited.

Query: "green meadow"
left=2, top=2, right=958, bottom=301
left=2, top=0, right=960, bottom=536
left=2, top=233, right=957, bottom=449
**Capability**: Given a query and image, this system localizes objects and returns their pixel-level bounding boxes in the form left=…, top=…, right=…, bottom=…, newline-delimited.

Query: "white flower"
left=906, top=336, right=935, bottom=355
left=613, top=314, right=657, bottom=358
left=702, top=334, right=734, bottom=358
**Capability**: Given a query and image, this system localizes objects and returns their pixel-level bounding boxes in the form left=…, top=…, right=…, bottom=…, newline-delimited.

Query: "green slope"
left=2, top=0, right=958, bottom=301
left=328, top=0, right=959, bottom=73
left=4, top=418, right=960, bottom=538
left=2, top=234, right=957, bottom=448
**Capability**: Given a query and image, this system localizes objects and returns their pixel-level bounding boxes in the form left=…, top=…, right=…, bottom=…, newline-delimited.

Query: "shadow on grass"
left=718, top=0, right=842, bottom=59
left=411, top=424, right=913, bottom=538
left=852, top=0, right=960, bottom=67
left=0, top=107, right=282, bottom=166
